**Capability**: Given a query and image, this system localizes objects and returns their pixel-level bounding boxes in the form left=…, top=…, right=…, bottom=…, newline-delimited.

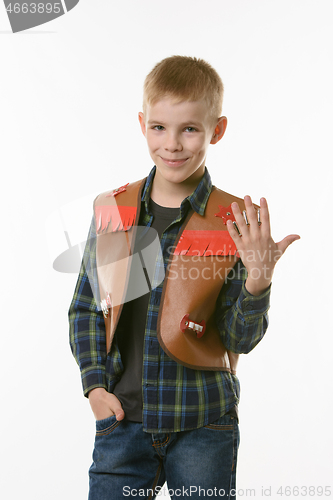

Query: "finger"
left=227, top=218, right=243, bottom=242
left=231, top=201, right=249, bottom=235
left=115, top=409, right=125, bottom=421
left=108, top=394, right=125, bottom=421
left=112, top=406, right=125, bottom=421
left=259, top=197, right=271, bottom=239
left=244, top=195, right=261, bottom=236
left=276, top=234, right=301, bottom=256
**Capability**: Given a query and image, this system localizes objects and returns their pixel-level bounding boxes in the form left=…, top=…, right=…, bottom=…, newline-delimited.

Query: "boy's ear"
left=210, top=116, right=227, bottom=144
left=138, top=112, right=146, bottom=137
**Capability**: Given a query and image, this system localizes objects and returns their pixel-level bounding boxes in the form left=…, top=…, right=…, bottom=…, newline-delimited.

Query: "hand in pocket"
left=88, top=388, right=125, bottom=421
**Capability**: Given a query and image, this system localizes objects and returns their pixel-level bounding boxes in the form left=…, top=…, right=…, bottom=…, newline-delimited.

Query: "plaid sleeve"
left=215, top=260, right=271, bottom=354
left=68, top=216, right=108, bottom=397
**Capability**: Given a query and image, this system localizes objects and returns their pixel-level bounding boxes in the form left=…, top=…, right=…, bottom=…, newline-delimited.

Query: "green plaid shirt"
left=69, top=166, right=271, bottom=433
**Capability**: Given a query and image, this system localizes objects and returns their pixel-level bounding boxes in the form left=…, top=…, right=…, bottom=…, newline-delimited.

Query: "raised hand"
left=227, top=196, right=300, bottom=296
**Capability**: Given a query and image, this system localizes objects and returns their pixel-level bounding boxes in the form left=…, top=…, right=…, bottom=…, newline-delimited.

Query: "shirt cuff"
left=81, top=365, right=107, bottom=398
left=236, top=282, right=271, bottom=321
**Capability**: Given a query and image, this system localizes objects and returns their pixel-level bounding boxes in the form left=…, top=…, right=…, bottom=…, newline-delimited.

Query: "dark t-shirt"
left=113, top=198, right=180, bottom=421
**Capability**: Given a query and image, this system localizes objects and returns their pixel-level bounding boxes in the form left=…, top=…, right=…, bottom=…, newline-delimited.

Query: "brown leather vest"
left=94, top=178, right=251, bottom=375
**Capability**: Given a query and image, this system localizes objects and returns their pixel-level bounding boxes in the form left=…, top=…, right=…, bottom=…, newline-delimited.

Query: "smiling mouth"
left=160, top=157, right=189, bottom=166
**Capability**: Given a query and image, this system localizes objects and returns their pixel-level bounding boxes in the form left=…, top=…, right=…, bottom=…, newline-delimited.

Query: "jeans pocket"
left=95, top=414, right=121, bottom=436
left=204, top=414, right=235, bottom=430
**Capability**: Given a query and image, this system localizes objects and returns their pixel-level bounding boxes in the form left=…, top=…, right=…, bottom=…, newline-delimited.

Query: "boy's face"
left=138, top=98, right=226, bottom=187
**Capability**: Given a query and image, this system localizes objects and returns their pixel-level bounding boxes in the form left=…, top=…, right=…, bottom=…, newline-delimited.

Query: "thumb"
left=277, top=234, right=300, bottom=256
left=108, top=394, right=125, bottom=421
left=114, top=408, right=125, bottom=421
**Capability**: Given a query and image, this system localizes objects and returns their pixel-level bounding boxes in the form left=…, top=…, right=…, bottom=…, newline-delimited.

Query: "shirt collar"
left=141, top=165, right=212, bottom=217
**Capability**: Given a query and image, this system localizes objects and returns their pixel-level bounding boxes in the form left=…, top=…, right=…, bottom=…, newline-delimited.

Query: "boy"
left=69, top=56, right=299, bottom=499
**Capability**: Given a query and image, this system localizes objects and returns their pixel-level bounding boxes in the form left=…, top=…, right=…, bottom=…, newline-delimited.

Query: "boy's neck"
left=150, top=168, right=204, bottom=208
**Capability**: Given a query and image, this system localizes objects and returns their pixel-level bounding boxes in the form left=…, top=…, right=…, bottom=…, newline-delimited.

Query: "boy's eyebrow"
left=147, top=119, right=203, bottom=127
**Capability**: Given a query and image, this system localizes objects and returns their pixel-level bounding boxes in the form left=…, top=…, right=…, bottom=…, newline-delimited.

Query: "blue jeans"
left=88, top=413, right=240, bottom=500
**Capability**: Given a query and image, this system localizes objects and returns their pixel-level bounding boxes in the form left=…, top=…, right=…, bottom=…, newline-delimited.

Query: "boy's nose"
left=164, top=133, right=183, bottom=152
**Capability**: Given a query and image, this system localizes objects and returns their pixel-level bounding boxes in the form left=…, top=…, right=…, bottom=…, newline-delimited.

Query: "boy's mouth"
left=160, top=157, right=189, bottom=167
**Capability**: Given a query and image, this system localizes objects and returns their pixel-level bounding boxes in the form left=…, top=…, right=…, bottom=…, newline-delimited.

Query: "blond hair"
left=143, top=55, right=224, bottom=119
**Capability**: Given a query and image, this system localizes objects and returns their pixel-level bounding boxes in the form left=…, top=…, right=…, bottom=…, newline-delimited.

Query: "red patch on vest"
left=95, top=205, right=137, bottom=233
left=174, top=230, right=237, bottom=256
left=214, top=204, right=236, bottom=224
left=106, top=183, right=129, bottom=197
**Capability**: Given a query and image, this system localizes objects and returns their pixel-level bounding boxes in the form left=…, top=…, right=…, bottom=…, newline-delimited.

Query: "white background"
left=1, top=1, right=332, bottom=499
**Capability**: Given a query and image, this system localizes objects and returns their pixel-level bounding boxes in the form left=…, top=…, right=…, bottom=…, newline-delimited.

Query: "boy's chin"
left=154, top=162, right=205, bottom=185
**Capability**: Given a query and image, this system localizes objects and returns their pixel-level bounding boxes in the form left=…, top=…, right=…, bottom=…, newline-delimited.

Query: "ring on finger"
left=257, top=208, right=262, bottom=226
left=233, top=221, right=242, bottom=237
left=242, top=209, right=262, bottom=226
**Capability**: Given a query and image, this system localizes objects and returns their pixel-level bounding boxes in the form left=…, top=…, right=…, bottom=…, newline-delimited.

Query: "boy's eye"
left=153, top=125, right=165, bottom=131
left=184, top=127, right=197, bottom=132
